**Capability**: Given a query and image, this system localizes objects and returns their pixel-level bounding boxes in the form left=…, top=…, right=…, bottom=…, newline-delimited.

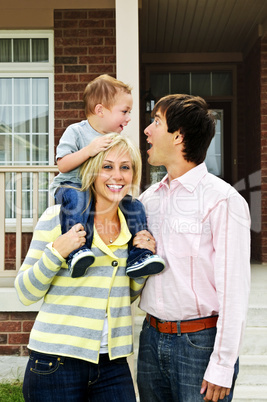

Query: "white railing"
left=0, top=166, right=58, bottom=285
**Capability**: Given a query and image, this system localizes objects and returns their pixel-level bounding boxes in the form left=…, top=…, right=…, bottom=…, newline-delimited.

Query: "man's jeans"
left=137, top=318, right=239, bottom=402
left=23, top=350, right=136, bottom=402
left=55, top=185, right=151, bottom=264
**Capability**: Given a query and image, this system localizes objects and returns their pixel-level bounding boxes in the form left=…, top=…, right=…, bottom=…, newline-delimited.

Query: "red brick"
left=79, top=56, right=104, bottom=64
left=0, top=346, right=20, bottom=355
left=0, top=334, right=7, bottom=344
left=89, top=64, right=114, bottom=73
left=22, top=321, right=35, bottom=332
left=9, top=333, right=30, bottom=345
left=79, top=19, right=104, bottom=28
left=55, top=74, right=79, bottom=83
left=0, top=313, right=9, bottom=321
left=79, top=38, right=103, bottom=46
left=0, top=322, right=21, bottom=332
left=88, top=10, right=114, bottom=19
left=64, top=47, right=87, bottom=56
left=88, top=29, right=114, bottom=38
left=55, top=111, right=79, bottom=119
left=11, top=312, right=37, bottom=320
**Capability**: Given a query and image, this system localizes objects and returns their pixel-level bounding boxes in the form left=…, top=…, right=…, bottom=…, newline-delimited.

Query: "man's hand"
left=200, top=380, right=230, bottom=401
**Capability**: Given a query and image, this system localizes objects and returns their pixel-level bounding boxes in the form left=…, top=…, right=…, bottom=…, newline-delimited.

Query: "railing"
left=0, top=166, right=58, bottom=285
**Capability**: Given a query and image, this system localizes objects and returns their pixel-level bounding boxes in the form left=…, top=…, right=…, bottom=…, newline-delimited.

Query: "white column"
left=115, top=0, right=139, bottom=146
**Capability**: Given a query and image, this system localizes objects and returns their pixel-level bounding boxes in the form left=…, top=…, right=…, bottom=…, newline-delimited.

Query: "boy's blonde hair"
left=80, top=133, right=142, bottom=202
left=83, top=74, right=132, bottom=117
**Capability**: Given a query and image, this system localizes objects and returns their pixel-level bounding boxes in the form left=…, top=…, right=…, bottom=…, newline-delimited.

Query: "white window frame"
left=0, top=30, right=54, bottom=231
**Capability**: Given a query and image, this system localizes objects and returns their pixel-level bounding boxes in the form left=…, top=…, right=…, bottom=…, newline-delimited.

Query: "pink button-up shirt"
left=139, top=162, right=251, bottom=388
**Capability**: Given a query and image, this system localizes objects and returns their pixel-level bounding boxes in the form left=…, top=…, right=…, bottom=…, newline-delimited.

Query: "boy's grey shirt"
left=50, top=120, right=102, bottom=195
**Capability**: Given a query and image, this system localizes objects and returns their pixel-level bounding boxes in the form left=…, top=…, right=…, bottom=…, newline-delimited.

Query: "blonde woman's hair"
left=83, top=74, right=132, bottom=117
left=80, top=133, right=142, bottom=203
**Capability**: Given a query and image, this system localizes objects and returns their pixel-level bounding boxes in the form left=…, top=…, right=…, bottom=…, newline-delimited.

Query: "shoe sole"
left=126, top=261, right=165, bottom=278
left=70, top=256, right=95, bottom=278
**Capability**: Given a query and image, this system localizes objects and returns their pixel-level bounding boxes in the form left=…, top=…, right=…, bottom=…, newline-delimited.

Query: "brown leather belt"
left=146, top=313, right=218, bottom=334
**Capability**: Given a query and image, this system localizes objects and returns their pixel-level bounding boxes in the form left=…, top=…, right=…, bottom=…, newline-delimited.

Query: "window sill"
left=0, top=288, right=42, bottom=312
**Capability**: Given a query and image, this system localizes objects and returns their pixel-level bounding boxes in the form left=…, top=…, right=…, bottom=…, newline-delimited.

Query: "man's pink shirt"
left=139, top=162, right=251, bottom=388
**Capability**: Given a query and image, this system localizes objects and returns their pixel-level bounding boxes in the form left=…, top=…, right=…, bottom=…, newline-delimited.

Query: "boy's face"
left=101, top=92, right=133, bottom=134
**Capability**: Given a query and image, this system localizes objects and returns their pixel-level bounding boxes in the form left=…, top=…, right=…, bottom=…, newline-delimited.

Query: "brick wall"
left=54, top=9, right=116, bottom=151
left=5, top=233, right=32, bottom=270
left=0, top=312, right=37, bottom=357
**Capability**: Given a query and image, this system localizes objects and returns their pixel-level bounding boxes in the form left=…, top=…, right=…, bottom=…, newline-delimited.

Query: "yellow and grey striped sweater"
left=15, top=204, right=146, bottom=364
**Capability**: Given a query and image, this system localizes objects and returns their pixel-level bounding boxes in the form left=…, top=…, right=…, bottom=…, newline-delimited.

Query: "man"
left=137, top=94, right=251, bottom=402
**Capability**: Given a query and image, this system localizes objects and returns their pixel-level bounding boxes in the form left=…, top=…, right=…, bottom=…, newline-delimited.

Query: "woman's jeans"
left=23, top=350, right=136, bottom=402
left=137, top=318, right=239, bottom=402
left=55, top=184, right=151, bottom=264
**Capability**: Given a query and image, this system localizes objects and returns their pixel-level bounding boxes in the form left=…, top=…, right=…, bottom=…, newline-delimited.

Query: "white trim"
left=0, top=288, right=42, bottom=312
left=115, top=0, right=139, bottom=147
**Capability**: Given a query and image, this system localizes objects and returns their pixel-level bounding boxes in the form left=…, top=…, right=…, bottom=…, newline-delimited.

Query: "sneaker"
left=126, top=254, right=165, bottom=278
left=69, top=249, right=95, bottom=278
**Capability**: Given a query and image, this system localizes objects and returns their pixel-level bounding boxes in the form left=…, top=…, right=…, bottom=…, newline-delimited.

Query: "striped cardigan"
left=15, top=204, right=146, bottom=363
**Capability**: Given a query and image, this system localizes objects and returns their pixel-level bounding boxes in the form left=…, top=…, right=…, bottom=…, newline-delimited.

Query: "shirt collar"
left=93, top=207, right=131, bottom=258
left=155, top=162, right=208, bottom=193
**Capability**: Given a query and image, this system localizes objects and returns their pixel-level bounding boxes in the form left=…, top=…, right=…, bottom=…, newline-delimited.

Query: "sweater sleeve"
left=14, top=205, right=65, bottom=306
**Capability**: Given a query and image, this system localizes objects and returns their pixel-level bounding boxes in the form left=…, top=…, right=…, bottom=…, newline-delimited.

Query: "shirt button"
left=112, top=261, right=118, bottom=267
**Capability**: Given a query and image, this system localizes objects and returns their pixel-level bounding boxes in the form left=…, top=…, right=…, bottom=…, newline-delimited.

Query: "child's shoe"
left=69, top=248, right=95, bottom=278
left=126, top=254, right=165, bottom=278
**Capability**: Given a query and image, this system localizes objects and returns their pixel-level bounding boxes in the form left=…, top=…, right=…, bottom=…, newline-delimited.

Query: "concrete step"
left=233, top=385, right=267, bottom=401
left=247, top=306, right=267, bottom=326
left=236, top=355, right=267, bottom=385
left=240, top=327, right=267, bottom=355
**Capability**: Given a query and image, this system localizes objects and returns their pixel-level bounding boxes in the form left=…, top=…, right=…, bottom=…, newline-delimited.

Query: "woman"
left=15, top=133, right=154, bottom=402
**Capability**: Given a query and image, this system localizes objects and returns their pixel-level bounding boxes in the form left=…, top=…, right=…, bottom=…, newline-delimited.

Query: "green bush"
left=0, top=381, right=24, bottom=401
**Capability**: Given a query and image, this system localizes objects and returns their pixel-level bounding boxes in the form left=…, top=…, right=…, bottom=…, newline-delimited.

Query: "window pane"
left=0, top=106, right=12, bottom=133
left=14, top=39, right=30, bottom=62
left=0, top=135, right=11, bottom=164
left=150, top=73, right=169, bottom=98
left=0, top=39, right=12, bottom=62
left=212, top=72, right=232, bottom=96
left=32, top=39, right=48, bottom=62
left=32, top=78, right=49, bottom=104
left=0, top=78, right=12, bottom=105
left=205, top=110, right=223, bottom=176
left=14, top=106, right=30, bottom=133
left=14, top=78, right=30, bottom=104
left=32, top=134, right=48, bottom=163
left=32, top=106, right=48, bottom=133
left=14, top=134, right=30, bottom=164
left=171, top=73, right=190, bottom=94
left=191, top=73, right=211, bottom=96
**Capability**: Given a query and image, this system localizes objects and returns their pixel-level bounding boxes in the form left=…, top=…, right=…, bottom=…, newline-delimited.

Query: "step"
left=236, top=355, right=267, bottom=385
left=240, top=327, right=267, bottom=355
left=233, top=385, right=267, bottom=401
left=246, top=306, right=267, bottom=326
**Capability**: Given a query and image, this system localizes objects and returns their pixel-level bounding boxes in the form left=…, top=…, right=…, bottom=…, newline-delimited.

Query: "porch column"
left=115, top=0, right=139, bottom=146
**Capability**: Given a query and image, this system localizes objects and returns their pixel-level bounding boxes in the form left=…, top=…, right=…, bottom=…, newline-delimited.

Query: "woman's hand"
left=52, top=223, right=87, bottom=259
left=133, top=230, right=156, bottom=254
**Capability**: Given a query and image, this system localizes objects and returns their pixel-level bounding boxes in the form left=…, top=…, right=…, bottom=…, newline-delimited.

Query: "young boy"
left=50, top=74, right=165, bottom=278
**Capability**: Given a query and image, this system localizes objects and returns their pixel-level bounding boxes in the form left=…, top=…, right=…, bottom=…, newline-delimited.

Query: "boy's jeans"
left=55, top=184, right=151, bottom=263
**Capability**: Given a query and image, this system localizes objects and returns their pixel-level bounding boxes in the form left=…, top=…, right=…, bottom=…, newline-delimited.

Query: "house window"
left=0, top=31, right=54, bottom=222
